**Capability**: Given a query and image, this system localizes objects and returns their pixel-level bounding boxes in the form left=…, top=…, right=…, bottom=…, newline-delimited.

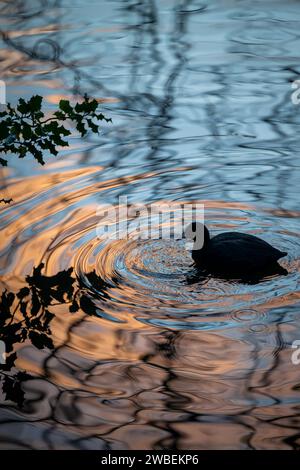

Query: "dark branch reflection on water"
left=1, top=0, right=300, bottom=449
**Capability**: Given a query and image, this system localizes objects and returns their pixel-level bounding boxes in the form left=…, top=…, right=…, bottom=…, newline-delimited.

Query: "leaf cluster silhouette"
left=0, top=263, right=76, bottom=369
left=0, top=93, right=111, bottom=166
left=0, top=263, right=109, bottom=407
left=0, top=263, right=76, bottom=406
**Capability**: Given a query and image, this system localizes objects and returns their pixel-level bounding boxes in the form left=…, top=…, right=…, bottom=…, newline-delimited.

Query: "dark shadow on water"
left=185, top=263, right=288, bottom=286
left=0, top=264, right=109, bottom=408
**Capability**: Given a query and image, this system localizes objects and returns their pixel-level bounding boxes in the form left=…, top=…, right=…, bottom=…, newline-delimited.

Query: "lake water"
left=1, top=0, right=300, bottom=449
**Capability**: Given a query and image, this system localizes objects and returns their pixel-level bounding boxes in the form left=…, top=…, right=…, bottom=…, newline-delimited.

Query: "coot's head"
left=184, top=222, right=210, bottom=250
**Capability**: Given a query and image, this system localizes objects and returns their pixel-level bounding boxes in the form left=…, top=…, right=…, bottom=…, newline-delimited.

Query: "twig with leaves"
left=0, top=93, right=111, bottom=167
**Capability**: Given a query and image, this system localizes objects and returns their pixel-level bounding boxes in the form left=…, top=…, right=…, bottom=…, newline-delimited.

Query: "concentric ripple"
left=71, top=202, right=300, bottom=330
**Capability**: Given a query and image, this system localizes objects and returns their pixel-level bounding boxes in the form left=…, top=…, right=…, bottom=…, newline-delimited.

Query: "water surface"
left=1, top=0, right=300, bottom=449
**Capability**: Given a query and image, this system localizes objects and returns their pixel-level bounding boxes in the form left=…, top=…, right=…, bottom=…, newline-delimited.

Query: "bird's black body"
left=186, top=223, right=287, bottom=278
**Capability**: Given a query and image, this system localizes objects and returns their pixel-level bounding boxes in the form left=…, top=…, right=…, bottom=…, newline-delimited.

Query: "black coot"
left=185, top=222, right=287, bottom=278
